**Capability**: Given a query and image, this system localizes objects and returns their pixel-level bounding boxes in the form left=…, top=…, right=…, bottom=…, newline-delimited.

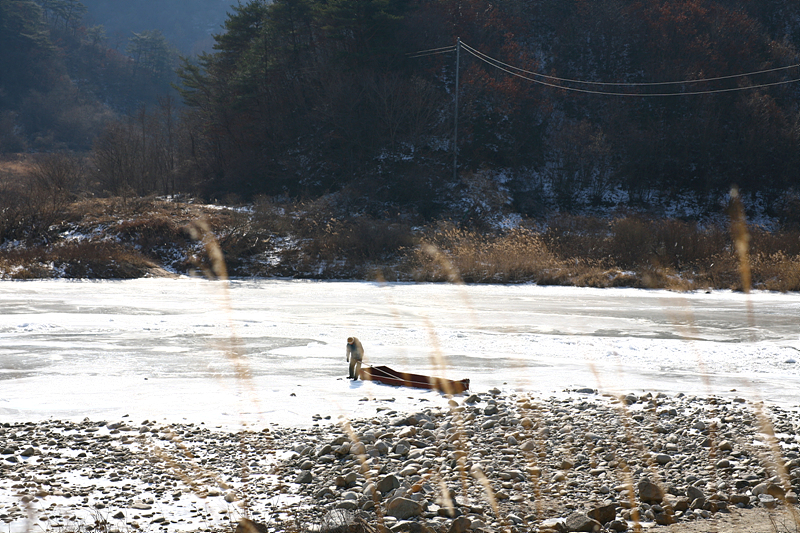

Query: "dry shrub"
left=607, top=217, right=658, bottom=268
left=751, top=252, right=800, bottom=292
left=301, top=217, right=415, bottom=263
left=251, top=195, right=296, bottom=235
left=28, top=153, right=85, bottom=214
left=0, top=154, right=86, bottom=244
left=0, top=241, right=155, bottom=279
left=651, top=219, right=727, bottom=269
left=55, top=241, right=156, bottom=278
left=412, top=224, right=564, bottom=283
left=114, top=214, right=188, bottom=252
left=542, top=214, right=611, bottom=261
left=750, top=227, right=800, bottom=257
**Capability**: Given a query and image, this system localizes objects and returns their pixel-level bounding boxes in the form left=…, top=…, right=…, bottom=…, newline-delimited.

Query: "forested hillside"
left=80, top=0, right=233, bottom=54
left=0, top=0, right=184, bottom=151
left=2, top=0, right=800, bottom=223
left=168, top=0, right=800, bottom=220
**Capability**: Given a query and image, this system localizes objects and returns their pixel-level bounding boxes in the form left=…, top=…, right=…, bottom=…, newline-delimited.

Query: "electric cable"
left=460, top=41, right=800, bottom=87
left=460, top=43, right=800, bottom=96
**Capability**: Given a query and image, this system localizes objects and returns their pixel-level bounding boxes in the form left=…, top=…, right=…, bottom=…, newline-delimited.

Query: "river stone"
left=608, top=519, right=628, bottom=532
left=377, top=474, right=400, bottom=494
left=387, top=497, right=423, bottom=520
left=637, top=480, right=663, bottom=503
left=130, top=501, right=151, bottom=510
left=686, top=485, right=704, bottom=501
left=447, top=516, right=471, bottom=533
left=375, top=440, right=390, bottom=455
left=350, top=442, right=366, bottom=455
left=336, top=501, right=359, bottom=511
left=730, top=494, right=750, bottom=506
left=295, top=471, right=313, bottom=484
left=654, top=511, right=674, bottom=525
left=758, top=494, right=777, bottom=508
left=564, top=511, right=601, bottom=532
left=390, top=521, right=433, bottom=533
left=587, top=503, right=617, bottom=525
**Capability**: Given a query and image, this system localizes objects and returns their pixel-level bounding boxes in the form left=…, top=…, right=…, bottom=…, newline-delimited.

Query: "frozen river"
left=1, top=279, right=799, bottom=428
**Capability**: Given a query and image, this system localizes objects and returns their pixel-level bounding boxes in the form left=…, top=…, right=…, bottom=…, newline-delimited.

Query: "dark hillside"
left=165, top=0, right=800, bottom=218
left=80, top=0, right=234, bottom=54
left=0, top=0, right=182, bottom=152
left=3, top=0, right=800, bottom=214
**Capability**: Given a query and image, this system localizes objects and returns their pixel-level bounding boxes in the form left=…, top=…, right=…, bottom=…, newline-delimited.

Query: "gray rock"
left=447, top=516, right=471, bottom=533
left=758, top=494, right=777, bottom=509
left=730, top=494, right=750, bottom=506
left=608, top=519, right=628, bottom=532
left=637, top=479, right=663, bottom=503
left=387, top=497, right=423, bottom=520
left=564, top=511, right=601, bottom=532
left=686, top=485, right=704, bottom=501
left=295, top=471, right=313, bottom=484
left=336, top=500, right=359, bottom=511
left=377, top=474, right=400, bottom=494
left=587, top=503, right=617, bottom=525
left=350, top=442, right=366, bottom=455
left=390, top=521, right=433, bottom=532
left=130, top=501, right=151, bottom=510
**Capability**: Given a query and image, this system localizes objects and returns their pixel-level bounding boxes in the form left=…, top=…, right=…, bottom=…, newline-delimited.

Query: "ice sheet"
left=1, top=279, right=799, bottom=429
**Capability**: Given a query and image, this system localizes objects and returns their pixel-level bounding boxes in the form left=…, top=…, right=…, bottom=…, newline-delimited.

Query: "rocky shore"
left=2, top=389, right=799, bottom=533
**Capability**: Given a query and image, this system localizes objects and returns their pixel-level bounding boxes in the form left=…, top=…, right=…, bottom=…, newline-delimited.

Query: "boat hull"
left=359, top=365, right=470, bottom=394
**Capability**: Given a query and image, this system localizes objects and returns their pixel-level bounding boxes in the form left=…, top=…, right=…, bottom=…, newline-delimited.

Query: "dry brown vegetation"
left=2, top=190, right=800, bottom=291
left=1, top=158, right=800, bottom=289
left=410, top=216, right=800, bottom=292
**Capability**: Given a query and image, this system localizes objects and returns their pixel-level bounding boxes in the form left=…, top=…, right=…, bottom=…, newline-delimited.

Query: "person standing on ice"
left=346, top=337, right=364, bottom=380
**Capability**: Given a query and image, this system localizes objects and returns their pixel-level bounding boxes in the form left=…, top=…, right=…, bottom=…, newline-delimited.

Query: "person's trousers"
left=349, top=359, right=362, bottom=380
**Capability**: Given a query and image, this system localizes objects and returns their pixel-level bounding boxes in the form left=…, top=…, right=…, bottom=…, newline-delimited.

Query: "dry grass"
left=410, top=215, right=800, bottom=292
left=0, top=241, right=157, bottom=279
left=1, top=191, right=800, bottom=290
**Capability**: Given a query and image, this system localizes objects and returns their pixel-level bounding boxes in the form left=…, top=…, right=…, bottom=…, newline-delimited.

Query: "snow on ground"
left=1, top=279, right=799, bottom=430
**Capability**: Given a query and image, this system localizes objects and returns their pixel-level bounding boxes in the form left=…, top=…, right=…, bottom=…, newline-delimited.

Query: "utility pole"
left=453, top=37, right=460, bottom=182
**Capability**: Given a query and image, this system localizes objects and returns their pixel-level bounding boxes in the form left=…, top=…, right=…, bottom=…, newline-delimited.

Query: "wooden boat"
left=359, top=365, right=470, bottom=394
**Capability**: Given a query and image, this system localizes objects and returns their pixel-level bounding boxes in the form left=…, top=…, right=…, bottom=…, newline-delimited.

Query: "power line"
left=460, top=43, right=800, bottom=96
left=460, top=41, right=800, bottom=88
left=406, top=45, right=456, bottom=59
left=408, top=45, right=456, bottom=55
left=410, top=40, right=800, bottom=96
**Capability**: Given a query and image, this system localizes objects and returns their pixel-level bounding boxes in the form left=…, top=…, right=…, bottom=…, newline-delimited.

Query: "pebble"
left=1, top=393, right=799, bottom=533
